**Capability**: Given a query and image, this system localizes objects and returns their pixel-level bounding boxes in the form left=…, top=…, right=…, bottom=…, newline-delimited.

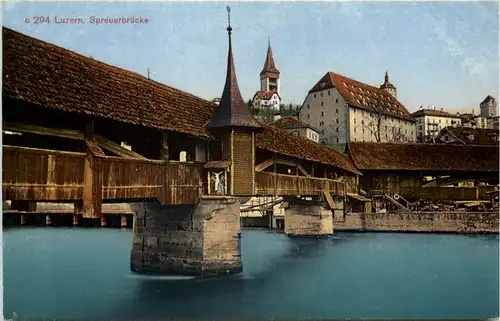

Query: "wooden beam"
left=94, top=135, right=147, bottom=159
left=323, top=191, right=335, bottom=209
left=82, top=120, right=104, bottom=219
left=160, top=131, right=169, bottom=161
left=297, top=164, right=311, bottom=177
left=3, top=122, right=84, bottom=140
left=255, top=159, right=274, bottom=172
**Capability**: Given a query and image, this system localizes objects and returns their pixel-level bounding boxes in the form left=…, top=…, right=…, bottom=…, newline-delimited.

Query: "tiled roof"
left=253, top=90, right=280, bottom=101
left=269, top=116, right=319, bottom=132
left=2, top=27, right=359, bottom=174
left=308, top=72, right=415, bottom=122
left=411, top=109, right=461, bottom=119
left=260, top=41, right=279, bottom=76
left=2, top=27, right=216, bottom=139
left=257, top=125, right=361, bottom=175
left=207, top=25, right=262, bottom=131
left=347, top=142, right=499, bottom=172
left=440, top=126, right=499, bottom=145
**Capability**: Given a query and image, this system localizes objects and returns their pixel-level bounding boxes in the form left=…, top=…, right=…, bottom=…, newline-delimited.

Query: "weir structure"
left=2, top=12, right=361, bottom=276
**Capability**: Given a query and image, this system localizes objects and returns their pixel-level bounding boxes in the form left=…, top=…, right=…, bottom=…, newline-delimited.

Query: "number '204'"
left=34, top=16, right=50, bottom=24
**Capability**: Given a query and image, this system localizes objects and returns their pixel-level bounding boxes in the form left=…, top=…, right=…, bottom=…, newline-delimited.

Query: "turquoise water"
left=3, top=227, right=499, bottom=319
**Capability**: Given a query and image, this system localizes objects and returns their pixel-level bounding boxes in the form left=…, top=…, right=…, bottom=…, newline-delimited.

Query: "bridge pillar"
left=130, top=196, right=242, bottom=276
left=284, top=196, right=333, bottom=236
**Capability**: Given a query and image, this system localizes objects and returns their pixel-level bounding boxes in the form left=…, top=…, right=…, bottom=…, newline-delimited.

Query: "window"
left=320, top=93, right=323, bottom=97
left=307, top=104, right=310, bottom=109
left=336, top=108, right=339, bottom=113
left=419, top=125, right=422, bottom=130
left=321, top=102, right=324, bottom=107
left=362, top=128, right=365, bottom=134
left=314, top=94, right=316, bottom=98
left=336, top=127, right=339, bottom=132
left=336, top=118, right=339, bottom=124
left=335, top=98, right=339, bottom=103
left=361, top=120, right=364, bottom=125
left=308, top=114, right=310, bottom=119
left=321, top=130, right=324, bottom=134
left=354, top=119, right=356, bottom=124
left=354, top=128, right=357, bottom=133
left=336, top=137, right=339, bottom=142
left=328, top=91, right=331, bottom=96
left=321, top=111, right=324, bottom=116
left=445, top=135, right=449, bottom=141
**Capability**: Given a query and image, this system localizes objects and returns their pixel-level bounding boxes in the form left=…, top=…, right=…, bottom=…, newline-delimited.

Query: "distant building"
left=298, top=71, right=416, bottom=145
left=435, top=126, right=499, bottom=145
left=411, top=108, right=462, bottom=142
left=480, top=95, right=497, bottom=118
left=252, top=39, right=281, bottom=111
left=269, top=116, right=320, bottom=143
left=488, top=116, right=499, bottom=130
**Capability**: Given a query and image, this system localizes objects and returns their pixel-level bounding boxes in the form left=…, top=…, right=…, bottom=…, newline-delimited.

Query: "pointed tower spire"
left=207, top=7, right=262, bottom=131
left=380, top=70, right=397, bottom=99
left=260, top=38, right=280, bottom=76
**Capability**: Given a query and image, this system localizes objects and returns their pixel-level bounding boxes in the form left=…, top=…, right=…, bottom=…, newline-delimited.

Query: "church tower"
left=260, top=38, right=280, bottom=95
left=380, top=71, right=397, bottom=99
left=207, top=7, right=263, bottom=196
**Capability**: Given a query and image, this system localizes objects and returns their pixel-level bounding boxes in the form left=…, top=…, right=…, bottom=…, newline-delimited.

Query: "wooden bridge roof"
left=2, top=27, right=359, bottom=174
left=346, top=142, right=499, bottom=172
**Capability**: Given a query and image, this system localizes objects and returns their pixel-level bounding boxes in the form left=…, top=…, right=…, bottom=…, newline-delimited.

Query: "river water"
left=3, top=227, right=499, bottom=320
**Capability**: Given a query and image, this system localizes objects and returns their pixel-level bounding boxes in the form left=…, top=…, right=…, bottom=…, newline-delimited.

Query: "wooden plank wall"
left=3, top=145, right=85, bottom=201
left=254, top=171, right=345, bottom=196
left=2, top=145, right=204, bottom=205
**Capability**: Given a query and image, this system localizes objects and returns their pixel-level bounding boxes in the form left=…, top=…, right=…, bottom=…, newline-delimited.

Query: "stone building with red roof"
left=298, top=71, right=416, bottom=146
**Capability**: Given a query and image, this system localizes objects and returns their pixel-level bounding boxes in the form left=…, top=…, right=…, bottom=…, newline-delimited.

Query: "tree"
left=361, top=110, right=411, bottom=142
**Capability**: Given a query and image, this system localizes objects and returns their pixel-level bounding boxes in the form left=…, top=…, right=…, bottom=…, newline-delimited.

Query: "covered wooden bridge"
left=2, top=26, right=360, bottom=220
left=346, top=142, right=499, bottom=211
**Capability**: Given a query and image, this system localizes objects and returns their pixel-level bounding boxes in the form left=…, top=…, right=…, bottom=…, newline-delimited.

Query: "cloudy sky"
left=3, top=1, right=499, bottom=114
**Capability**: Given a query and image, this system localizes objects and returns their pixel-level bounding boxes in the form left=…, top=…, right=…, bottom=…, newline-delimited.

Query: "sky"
left=2, top=1, right=499, bottom=114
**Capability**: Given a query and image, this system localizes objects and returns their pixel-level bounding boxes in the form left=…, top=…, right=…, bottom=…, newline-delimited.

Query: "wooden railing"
left=3, top=145, right=85, bottom=201
left=254, top=171, right=346, bottom=196
left=2, top=146, right=204, bottom=205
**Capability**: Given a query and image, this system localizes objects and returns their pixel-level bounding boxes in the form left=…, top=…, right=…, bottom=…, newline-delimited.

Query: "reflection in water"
left=3, top=228, right=499, bottom=320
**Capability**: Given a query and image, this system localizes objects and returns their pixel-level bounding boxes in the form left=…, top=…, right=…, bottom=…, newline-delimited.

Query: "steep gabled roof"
left=253, top=90, right=280, bottom=101
left=308, top=72, right=415, bottom=122
left=207, top=25, right=262, bottom=131
left=269, top=116, right=319, bottom=132
left=2, top=27, right=216, bottom=139
left=439, top=126, right=499, bottom=145
left=260, top=40, right=279, bottom=76
left=481, top=95, right=496, bottom=105
left=347, top=142, right=499, bottom=172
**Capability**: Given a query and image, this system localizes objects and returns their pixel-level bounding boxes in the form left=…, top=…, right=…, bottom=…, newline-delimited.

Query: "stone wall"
left=334, top=211, right=499, bottom=233
left=284, top=200, right=333, bottom=236
left=130, top=196, right=242, bottom=276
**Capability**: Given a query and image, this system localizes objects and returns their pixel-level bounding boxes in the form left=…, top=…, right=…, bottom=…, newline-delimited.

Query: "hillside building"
left=298, top=71, right=416, bottom=145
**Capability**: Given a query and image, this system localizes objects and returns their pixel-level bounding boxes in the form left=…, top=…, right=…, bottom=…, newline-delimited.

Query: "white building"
left=298, top=71, right=416, bottom=145
left=411, top=107, right=462, bottom=142
left=252, top=40, right=281, bottom=111
left=269, top=116, right=320, bottom=143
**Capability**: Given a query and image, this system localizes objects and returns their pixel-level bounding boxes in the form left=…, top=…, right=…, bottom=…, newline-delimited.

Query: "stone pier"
left=284, top=197, right=333, bottom=236
left=130, top=196, right=242, bottom=276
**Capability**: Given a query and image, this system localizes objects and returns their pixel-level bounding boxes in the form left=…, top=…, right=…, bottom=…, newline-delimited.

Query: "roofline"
left=4, top=27, right=217, bottom=111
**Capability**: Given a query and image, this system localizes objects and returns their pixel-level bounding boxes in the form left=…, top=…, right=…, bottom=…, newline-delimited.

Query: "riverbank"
left=334, top=211, right=499, bottom=234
